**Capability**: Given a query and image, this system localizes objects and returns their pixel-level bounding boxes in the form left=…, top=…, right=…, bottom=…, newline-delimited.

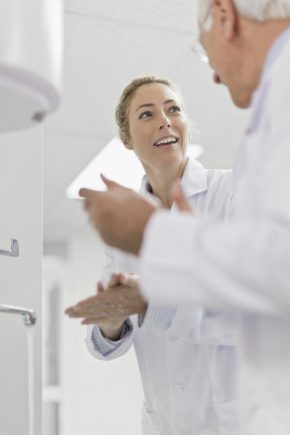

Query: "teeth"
left=155, top=137, right=177, bottom=146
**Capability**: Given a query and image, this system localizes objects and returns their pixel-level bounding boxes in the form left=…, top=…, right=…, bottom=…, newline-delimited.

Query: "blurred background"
left=43, top=1, right=250, bottom=434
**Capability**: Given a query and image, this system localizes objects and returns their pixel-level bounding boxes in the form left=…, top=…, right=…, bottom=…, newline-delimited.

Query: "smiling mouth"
left=153, top=136, right=179, bottom=147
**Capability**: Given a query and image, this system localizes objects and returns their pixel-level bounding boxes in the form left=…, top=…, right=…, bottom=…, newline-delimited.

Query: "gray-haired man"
left=81, top=2, right=290, bottom=433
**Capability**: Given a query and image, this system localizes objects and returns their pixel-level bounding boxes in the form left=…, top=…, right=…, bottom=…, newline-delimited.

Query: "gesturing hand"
left=80, top=175, right=157, bottom=255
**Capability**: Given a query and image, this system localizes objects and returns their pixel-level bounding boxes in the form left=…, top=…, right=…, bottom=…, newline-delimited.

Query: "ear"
left=121, top=134, right=134, bottom=150
left=213, top=0, right=238, bottom=40
left=123, top=140, right=133, bottom=150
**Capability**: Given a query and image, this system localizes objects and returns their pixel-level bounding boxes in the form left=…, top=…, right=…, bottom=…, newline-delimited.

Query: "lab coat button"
left=170, top=335, right=178, bottom=342
left=174, top=383, right=184, bottom=393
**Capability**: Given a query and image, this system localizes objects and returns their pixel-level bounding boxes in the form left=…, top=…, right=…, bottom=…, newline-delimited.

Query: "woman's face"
left=126, top=83, right=188, bottom=170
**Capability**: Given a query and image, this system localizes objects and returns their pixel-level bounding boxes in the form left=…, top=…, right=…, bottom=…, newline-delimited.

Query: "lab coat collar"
left=140, top=157, right=208, bottom=199
left=180, top=157, right=208, bottom=198
left=248, top=26, right=290, bottom=132
left=252, top=26, right=290, bottom=106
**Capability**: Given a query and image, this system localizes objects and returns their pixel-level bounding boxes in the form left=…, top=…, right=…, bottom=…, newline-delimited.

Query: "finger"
left=65, top=304, right=77, bottom=314
left=64, top=307, right=74, bottom=315
left=79, top=188, right=100, bottom=200
left=117, top=273, right=133, bottom=286
left=100, top=173, right=126, bottom=190
left=107, top=273, right=122, bottom=287
left=65, top=309, right=84, bottom=318
left=81, top=313, right=109, bottom=324
left=97, top=282, right=105, bottom=293
left=117, top=272, right=127, bottom=282
left=128, top=272, right=139, bottom=278
left=171, top=180, right=192, bottom=212
left=100, top=173, right=118, bottom=189
left=72, top=295, right=98, bottom=307
left=65, top=302, right=94, bottom=315
left=81, top=319, right=95, bottom=325
left=67, top=307, right=100, bottom=318
left=117, top=272, right=139, bottom=287
left=81, top=317, right=102, bottom=325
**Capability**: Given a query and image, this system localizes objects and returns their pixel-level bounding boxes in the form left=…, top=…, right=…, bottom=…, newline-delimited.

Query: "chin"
left=230, top=91, right=251, bottom=109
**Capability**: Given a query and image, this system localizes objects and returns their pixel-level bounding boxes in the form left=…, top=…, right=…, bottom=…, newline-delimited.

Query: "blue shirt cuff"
left=90, top=319, right=133, bottom=356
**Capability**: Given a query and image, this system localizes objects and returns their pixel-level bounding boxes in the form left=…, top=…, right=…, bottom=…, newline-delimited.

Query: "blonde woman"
left=66, top=76, right=238, bottom=435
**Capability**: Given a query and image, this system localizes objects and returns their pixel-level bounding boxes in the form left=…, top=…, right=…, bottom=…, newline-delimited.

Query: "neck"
left=144, top=158, right=188, bottom=208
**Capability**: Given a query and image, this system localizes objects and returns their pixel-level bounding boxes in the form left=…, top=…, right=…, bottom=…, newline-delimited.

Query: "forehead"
left=130, top=83, right=180, bottom=110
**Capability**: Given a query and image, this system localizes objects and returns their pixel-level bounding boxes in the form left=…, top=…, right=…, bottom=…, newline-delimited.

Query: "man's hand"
left=65, top=273, right=148, bottom=340
left=80, top=175, right=157, bottom=255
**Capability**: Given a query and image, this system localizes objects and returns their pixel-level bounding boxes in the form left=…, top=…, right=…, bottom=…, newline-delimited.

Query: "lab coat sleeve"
left=140, top=210, right=290, bottom=316
left=139, top=303, right=177, bottom=331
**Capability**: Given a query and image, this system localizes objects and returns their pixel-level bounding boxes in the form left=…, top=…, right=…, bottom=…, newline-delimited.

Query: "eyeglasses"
left=191, top=38, right=209, bottom=64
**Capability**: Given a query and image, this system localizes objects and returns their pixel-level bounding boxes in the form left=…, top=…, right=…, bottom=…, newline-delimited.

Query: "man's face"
left=199, top=2, right=252, bottom=108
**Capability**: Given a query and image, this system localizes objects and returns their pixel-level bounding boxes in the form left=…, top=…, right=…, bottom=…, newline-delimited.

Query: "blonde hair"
left=198, top=0, right=290, bottom=28
left=115, top=76, right=186, bottom=143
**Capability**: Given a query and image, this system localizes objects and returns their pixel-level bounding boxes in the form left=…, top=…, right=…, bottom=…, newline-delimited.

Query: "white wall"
left=0, top=127, right=42, bottom=435
left=59, top=233, right=143, bottom=435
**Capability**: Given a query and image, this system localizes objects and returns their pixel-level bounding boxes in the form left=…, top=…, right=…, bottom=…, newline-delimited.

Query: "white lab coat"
left=140, top=31, right=290, bottom=435
left=86, top=158, right=239, bottom=435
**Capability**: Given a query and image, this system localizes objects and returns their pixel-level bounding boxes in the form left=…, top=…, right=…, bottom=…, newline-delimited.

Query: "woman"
left=66, top=76, right=238, bottom=435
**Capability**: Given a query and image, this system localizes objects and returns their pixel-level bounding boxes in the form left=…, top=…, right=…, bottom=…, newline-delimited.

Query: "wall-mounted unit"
left=0, top=0, right=63, bottom=132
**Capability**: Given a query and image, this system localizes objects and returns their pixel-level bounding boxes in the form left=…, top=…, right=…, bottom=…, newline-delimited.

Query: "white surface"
left=65, top=136, right=203, bottom=198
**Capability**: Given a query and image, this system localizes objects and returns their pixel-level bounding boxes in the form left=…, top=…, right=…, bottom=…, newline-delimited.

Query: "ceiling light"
left=65, top=136, right=203, bottom=199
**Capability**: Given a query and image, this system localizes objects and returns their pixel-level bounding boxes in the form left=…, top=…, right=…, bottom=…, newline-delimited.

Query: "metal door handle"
left=0, top=239, right=19, bottom=257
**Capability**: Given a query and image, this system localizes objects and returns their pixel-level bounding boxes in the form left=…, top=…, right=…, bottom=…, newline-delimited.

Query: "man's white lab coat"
left=86, top=159, right=239, bottom=435
left=140, top=29, right=290, bottom=435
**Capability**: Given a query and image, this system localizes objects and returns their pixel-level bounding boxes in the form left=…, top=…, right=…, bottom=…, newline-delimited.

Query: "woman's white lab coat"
left=86, top=158, right=239, bottom=435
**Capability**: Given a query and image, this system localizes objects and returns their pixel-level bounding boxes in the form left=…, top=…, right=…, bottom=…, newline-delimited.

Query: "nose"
left=159, top=113, right=171, bottom=130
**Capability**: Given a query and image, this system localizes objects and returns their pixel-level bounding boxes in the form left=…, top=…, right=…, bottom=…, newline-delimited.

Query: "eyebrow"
left=135, top=99, right=176, bottom=113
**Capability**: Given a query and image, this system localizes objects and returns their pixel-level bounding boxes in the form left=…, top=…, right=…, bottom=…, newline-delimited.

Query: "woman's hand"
left=65, top=273, right=148, bottom=340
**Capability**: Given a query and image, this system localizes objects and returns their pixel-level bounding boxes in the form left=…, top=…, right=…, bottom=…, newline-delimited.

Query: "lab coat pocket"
left=142, top=402, right=161, bottom=435
left=200, top=310, right=237, bottom=345
left=206, top=344, right=239, bottom=433
left=212, top=401, right=240, bottom=435
left=206, top=344, right=237, bottom=403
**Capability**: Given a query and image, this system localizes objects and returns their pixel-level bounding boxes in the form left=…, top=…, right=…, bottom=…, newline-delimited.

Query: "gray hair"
left=198, top=0, right=290, bottom=28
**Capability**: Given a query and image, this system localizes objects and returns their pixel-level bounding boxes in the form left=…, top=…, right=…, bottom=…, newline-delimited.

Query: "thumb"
left=100, top=173, right=123, bottom=190
left=171, top=180, right=192, bottom=212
